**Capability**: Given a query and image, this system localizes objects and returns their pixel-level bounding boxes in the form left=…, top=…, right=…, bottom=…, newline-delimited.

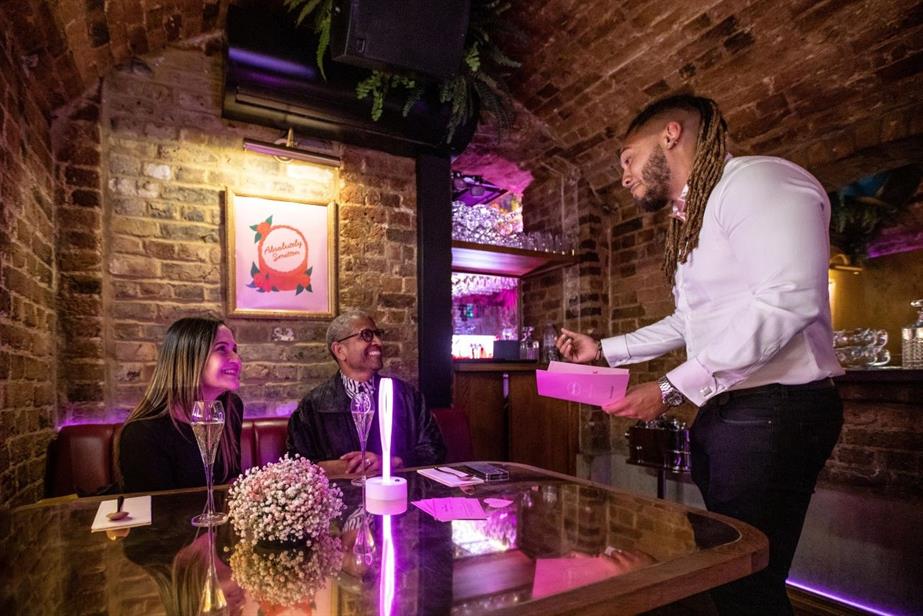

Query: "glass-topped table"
left=0, top=463, right=767, bottom=615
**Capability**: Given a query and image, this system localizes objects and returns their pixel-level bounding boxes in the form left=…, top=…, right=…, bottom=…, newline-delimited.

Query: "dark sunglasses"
left=336, top=328, right=384, bottom=344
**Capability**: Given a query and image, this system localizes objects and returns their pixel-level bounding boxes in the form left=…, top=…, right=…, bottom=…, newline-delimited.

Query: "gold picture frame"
left=226, top=189, right=338, bottom=319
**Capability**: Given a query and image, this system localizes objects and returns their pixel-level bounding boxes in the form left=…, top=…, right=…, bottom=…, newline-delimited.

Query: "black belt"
left=709, top=377, right=835, bottom=404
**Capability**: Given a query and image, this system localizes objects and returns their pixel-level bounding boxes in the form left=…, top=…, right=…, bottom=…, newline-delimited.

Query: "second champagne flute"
left=350, top=391, right=374, bottom=487
left=191, top=400, right=228, bottom=527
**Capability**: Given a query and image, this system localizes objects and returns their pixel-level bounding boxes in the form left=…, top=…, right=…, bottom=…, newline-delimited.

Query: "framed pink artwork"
left=226, top=189, right=337, bottom=318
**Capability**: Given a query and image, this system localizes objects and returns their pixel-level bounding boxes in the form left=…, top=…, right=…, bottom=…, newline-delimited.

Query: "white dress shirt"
left=602, top=156, right=844, bottom=406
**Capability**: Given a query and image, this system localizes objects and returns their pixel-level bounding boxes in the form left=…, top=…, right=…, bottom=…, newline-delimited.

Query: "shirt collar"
left=670, top=184, right=690, bottom=222
left=670, top=153, right=733, bottom=223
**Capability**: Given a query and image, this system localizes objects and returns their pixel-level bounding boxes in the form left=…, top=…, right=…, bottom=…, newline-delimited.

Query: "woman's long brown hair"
left=626, top=95, right=729, bottom=281
left=115, top=317, right=239, bottom=485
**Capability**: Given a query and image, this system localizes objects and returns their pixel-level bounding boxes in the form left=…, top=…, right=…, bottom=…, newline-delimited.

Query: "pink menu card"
left=536, top=361, right=629, bottom=406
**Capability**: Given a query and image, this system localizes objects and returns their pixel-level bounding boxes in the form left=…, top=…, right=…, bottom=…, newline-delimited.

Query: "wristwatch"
left=657, top=376, right=684, bottom=407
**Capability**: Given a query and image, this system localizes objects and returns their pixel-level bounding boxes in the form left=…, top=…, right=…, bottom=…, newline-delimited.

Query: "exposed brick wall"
left=521, top=171, right=568, bottom=333
left=0, top=29, right=58, bottom=509
left=49, top=44, right=419, bottom=423
left=521, top=170, right=609, bottom=340
left=0, top=0, right=228, bottom=118
left=52, top=88, right=106, bottom=420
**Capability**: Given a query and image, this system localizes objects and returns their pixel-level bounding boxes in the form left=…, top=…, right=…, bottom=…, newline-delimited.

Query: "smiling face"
left=200, top=325, right=241, bottom=401
left=332, top=316, right=383, bottom=381
left=619, top=133, right=674, bottom=213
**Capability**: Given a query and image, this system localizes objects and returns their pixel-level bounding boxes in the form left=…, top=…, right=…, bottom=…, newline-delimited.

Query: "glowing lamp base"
left=365, top=476, right=407, bottom=514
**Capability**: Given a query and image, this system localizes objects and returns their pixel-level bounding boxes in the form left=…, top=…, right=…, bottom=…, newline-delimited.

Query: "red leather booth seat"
left=431, top=406, right=474, bottom=463
left=46, top=408, right=474, bottom=497
left=45, top=417, right=290, bottom=498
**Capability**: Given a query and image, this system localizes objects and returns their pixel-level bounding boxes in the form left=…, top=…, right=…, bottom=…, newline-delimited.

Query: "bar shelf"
left=451, top=240, right=579, bottom=278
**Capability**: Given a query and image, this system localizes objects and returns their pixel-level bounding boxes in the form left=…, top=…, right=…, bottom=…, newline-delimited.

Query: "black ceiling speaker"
left=330, top=0, right=471, bottom=79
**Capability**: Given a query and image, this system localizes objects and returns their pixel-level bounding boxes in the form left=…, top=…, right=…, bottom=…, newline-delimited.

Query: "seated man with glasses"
left=286, top=310, right=446, bottom=475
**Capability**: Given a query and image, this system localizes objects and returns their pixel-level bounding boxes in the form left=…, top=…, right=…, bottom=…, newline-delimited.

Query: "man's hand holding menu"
left=536, top=361, right=629, bottom=406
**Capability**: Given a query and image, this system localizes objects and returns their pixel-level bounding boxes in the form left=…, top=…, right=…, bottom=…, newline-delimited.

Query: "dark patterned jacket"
left=286, top=372, right=446, bottom=467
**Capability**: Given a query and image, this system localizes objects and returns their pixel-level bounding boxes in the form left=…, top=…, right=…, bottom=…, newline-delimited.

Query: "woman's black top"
left=118, top=392, right=244, bottom=493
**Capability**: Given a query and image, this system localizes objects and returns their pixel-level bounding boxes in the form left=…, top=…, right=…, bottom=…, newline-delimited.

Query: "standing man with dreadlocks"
left=556, top=94, right=844, bottom=615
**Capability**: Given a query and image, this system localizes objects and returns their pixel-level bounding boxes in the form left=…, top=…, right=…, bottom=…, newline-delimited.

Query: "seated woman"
left=117, top=317, right=243, bottom=492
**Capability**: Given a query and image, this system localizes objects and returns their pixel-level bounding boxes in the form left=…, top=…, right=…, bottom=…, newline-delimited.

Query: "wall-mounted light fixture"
left=829, top=253, right=863, bottom=274
left=243, top=128, right=341, bottom=167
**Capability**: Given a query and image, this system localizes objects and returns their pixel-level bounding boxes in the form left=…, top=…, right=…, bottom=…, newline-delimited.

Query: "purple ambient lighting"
left=58, top=412, right=128, bottom=428
left=787, top=580, right=901, bottom=616
left=227, top=48, right=316, bottom=79
left=57, top=414, right=287, bottom=430
left=380, top=514, right=396, bottom=616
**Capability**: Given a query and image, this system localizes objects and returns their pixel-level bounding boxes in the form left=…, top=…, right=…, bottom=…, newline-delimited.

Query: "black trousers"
left=690, top=379, right=843, bottom=616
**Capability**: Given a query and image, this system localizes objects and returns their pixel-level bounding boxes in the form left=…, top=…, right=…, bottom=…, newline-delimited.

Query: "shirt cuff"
left=600, top=336, right=630, bottom=366
left=666, top=359, right=718, bottom=406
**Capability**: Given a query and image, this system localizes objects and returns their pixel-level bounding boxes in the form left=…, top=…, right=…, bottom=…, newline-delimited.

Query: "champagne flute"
left=191, top=400, right=228, bottom=527
left=350, top=391, right=374, bottom=487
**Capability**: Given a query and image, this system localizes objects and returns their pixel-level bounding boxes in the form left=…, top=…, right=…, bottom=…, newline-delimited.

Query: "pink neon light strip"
left=787, top=580, right=900, bottom=616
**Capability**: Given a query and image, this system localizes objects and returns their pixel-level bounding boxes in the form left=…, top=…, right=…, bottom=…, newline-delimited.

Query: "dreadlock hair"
left=626, top=95, right=728, bottom=281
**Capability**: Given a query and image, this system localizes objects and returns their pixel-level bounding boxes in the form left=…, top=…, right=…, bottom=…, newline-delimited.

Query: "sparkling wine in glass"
left=350, top=391, right=374, bottom=487
left=191, top=400, right=228, bottom=527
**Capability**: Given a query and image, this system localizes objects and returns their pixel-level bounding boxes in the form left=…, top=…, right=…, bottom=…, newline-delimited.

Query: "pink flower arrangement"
left=228, top=454, right=345, bottom=546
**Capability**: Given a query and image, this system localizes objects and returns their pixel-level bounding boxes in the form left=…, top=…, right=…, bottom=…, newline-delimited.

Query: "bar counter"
left=453, top=361, right=580, bottom=475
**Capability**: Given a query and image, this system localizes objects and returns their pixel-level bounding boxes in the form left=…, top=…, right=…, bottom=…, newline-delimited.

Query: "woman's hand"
left=556, top=328, right=599, bottom=363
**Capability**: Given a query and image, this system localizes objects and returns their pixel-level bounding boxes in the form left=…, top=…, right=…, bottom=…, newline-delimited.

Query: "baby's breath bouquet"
left=228, top=454, right=344, bottom=546
left=230, top=533, right=344, bottom=607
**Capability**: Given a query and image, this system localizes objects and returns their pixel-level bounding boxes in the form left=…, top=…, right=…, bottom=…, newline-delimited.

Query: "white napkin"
left=417, top=467, right=484, bottom=487
left=91, top=496, right=152, bottom=532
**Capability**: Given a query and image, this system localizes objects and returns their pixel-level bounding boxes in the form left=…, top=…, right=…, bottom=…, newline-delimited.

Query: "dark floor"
left=643, top=588, right=872, bottom=616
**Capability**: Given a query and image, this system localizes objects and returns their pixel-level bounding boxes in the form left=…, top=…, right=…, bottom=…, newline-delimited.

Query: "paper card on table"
left=417, top=468, right=484, bottom=487
left=536, top=361, right=629, bottom=406
left=413, top=497, right=487, bottom=522
left=91, top=496, right=152, bottom=532
left=484, top=497, right=514, bottom=508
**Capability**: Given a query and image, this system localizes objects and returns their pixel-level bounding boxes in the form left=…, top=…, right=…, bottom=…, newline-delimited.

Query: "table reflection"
left=1, top=464, right=755, bottom=616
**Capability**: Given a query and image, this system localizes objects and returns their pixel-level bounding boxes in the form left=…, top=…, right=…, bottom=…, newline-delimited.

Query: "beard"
left=634, top=145, right=672, bottom=213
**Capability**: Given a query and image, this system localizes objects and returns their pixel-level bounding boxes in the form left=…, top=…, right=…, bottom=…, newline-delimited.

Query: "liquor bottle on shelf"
left=520, top=327, right=538, bottom=361
left=542, top=322, right=559, bottom=364
left=902, top=299, right=923, bottom=368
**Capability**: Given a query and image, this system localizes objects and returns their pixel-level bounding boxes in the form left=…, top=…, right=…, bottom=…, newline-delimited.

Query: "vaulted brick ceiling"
left=4, top=0, right=921, bottom=191
left=471, top=0, right=923, bottom=191
left=1, top=0, right=226, bottom=114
